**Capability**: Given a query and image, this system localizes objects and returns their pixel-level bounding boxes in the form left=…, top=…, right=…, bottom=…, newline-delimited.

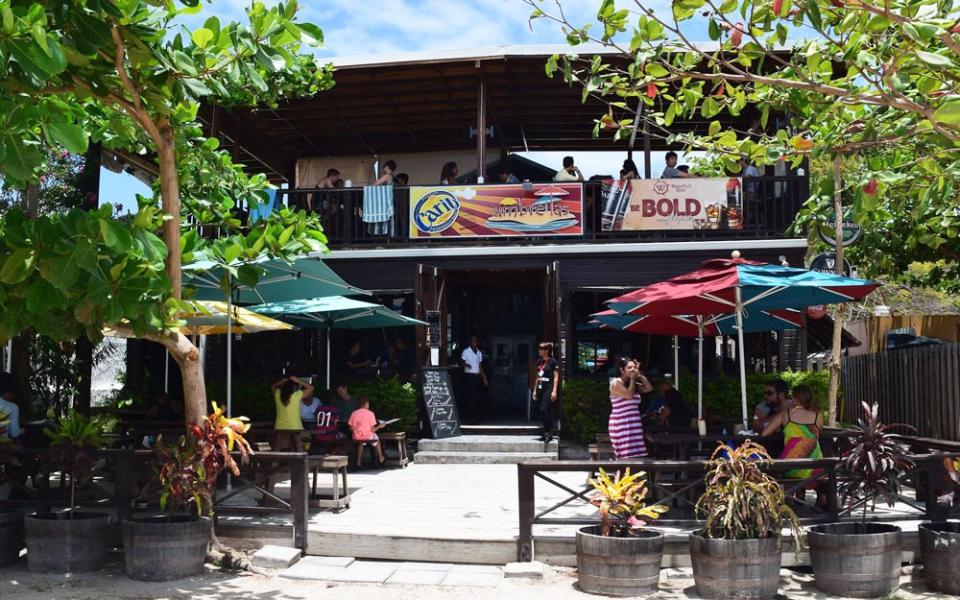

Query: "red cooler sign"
left=601, top=177, right=743, bottom=231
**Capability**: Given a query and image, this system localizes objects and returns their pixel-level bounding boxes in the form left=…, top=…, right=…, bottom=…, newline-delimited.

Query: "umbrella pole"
left=673, top=335, right=679, bottom=391
left=697, top=319, right=704, bottom=422
left=735, top=287, right=749, bottom=431
left=326, top=330, right=331, bottom=389
left=164, top=349, right=169, bottom=394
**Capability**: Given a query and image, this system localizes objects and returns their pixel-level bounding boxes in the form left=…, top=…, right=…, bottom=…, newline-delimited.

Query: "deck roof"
left=208, top=44, right=789, bottom=181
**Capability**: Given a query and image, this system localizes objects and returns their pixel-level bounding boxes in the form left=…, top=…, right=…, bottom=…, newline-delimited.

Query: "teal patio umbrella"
left=182, top=255, right=370, bottom=416
left=252, top=296, right=427, bottom=387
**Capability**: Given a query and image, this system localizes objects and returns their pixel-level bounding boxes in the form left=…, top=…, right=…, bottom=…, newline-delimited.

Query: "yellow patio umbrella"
left=104, top=301, right=294, bottom=393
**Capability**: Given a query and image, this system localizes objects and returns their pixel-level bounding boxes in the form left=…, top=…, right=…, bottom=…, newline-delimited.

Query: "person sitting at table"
left=348, top=396, right=386, bottom=466
left=655, top=381, right=694, bottom=433
left=344, top=341, right=372, bottom=379
left=271, top=375, right=313, bottom=452
left=146, top=389, right=181, bottom=421
left=300, top=380, right=323, bottom=430
left=761, top=384, right=825, bottom=505
left=439, top=161, right=459, bottom=185
left=753, top=378, right=793, bottom=455
left=608, top=357, right=653, bottom=459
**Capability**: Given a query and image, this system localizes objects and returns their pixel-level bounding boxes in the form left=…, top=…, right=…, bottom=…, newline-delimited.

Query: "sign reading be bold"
left=601, top=177, right=742, bottom=231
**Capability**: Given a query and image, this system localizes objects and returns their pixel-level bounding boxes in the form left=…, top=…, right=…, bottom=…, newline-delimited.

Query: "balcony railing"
left=277, top=178, right=807, bottom=248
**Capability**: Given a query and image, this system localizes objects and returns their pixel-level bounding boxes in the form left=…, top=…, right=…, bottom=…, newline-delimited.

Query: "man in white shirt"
left=554, top=156, right=583, bottom=182
left=0, top=373, right=21, bottom=440
left=460, top=336, right=488, bottom=423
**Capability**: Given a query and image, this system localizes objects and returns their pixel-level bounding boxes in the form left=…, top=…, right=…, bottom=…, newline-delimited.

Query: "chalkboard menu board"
left=426, top=310, right=441, bottom=348
left=420, top=367, right=461, bottom=439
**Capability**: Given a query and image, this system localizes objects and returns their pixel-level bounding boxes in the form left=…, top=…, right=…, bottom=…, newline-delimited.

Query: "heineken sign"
left=818, top=215, right=862, bottom=247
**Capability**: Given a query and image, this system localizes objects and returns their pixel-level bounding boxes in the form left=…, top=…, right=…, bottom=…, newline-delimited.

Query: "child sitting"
left=347, top=396, right=386, bottom=466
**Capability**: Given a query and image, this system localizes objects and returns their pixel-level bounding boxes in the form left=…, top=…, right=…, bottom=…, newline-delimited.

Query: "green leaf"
left=100, top=220, right=133, bottom=252
left=1, top=249, right=36, bottom=284
left=191, top=27, right=214, bottom=48
left=0, top=136, right=43, bottom=182
left=932, top=98, right=960, bottom=125
left=645, top=63, right=669, bottom=78
left=170, top=50, right=197, bottom=75
left=298, top=23, right=324, bottom=47
left=43, top=122, right=88, bottom=154
left=708, top=120, right=721, bottom=136
left=545, top=54, right=559, bottom=77
left=806, top=1, right=822, bottom=30
left=708, top=19, right=721, bottom=41
left=916, top=51, right=952, bottom=68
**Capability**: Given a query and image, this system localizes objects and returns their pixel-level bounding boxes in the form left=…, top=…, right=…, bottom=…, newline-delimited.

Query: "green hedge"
left=205, top=379, right=274, bottom=422
left=348, top=376, right=419, bottom=435
left=562, top=370, right=834, bottom=445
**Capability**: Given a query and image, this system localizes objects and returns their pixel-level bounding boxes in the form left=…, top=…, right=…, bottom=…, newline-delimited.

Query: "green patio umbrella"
left=252, top=296, right=427, bottom=387
left=182, top=255, right=370, bottom=416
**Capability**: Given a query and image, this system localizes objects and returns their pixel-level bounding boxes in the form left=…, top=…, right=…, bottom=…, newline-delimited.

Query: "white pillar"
left=735, top=287, right=749, bottom=431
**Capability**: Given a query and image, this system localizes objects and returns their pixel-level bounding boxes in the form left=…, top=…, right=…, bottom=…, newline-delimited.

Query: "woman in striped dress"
left=608, top=357, right=654, bottom=459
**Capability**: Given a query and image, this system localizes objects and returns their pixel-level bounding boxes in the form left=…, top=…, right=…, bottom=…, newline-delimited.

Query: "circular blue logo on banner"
left=413, top=190, right=461, bottom=234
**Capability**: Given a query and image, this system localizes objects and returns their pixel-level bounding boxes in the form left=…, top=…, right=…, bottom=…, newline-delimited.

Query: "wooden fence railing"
left=842, top=343, right=960, bottom=441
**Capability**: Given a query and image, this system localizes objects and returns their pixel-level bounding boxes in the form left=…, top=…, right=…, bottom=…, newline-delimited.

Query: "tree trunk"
left=148, top=331, right=206, bottom=426
left=156, top=129, right=182, bottom=301
left=827, top=154, right=844, bottom=427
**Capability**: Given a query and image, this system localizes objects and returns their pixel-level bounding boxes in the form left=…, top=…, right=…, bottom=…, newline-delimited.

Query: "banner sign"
left=600, top=177, right=743, bottom=231
left=409, top=183, right=583, bottom=239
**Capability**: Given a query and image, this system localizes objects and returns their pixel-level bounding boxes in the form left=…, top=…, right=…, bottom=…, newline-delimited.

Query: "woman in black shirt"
left=534, top=342, right=560, bottom=442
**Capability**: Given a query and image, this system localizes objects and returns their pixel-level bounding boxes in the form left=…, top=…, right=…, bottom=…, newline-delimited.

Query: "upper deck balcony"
left=277, top=176, right=806, bottom=250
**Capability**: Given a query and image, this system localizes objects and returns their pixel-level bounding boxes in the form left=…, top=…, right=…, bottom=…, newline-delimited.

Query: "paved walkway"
left=2, top=558, right=947, bottom=599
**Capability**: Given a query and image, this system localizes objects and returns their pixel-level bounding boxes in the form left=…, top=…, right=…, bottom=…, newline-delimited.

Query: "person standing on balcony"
left=319, top=168, right=342, bottom=188
left=621, top=158, right=639, bottom=180
left=554, top=156, right=583, bottom=182
left=439, top=162, right=459, bottom=185
left=394, top=173, right=410, bottom=186
left=662, top=151, right=693, bottom=178
left=373, top=160, right=397, bottom=185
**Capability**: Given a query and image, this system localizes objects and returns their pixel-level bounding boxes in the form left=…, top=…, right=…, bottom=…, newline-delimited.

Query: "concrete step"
left=461, top=424, right=542, bottom=436
left=418, top=435, right=558, bottom=454
left=413, top=451, right=557, bottom=464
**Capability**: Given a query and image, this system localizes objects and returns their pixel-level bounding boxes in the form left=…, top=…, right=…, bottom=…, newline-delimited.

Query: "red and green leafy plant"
left=696, top=441, right=803, bottom=551
left=588, top=468, right=668, bottom=536
left=43, top=410, right=105, bottom=514
left=153, top=403, right=252, bottom=517
left=839, top=402, right=915, bottom=521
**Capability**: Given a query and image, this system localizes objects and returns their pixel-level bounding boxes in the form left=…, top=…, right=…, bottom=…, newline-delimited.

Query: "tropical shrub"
left=697, top=441, right=803, bottom=552
left=205, top=379, right=273, bottom=422
left=43, top=410, right=106, bottom=511
left=349, top=376, right=417, bottom=435
left=562, top=377, right=611, bottom=444
left=589, top=468, right=668, bottom=536
left=839, top=401, right=915, bottom=521
left=152, top=404, right=252, bottom=516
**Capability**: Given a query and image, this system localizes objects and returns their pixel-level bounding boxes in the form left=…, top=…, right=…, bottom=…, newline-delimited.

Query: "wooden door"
left=415, top=264, right=447, bottom=367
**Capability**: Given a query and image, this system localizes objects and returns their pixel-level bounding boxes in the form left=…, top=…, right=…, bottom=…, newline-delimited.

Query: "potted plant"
left=123, top=404, right=252, bottom=581
left=916, top=456, right=960, bottom=595
left=576, top=468, right=668, bottom=596
left=690, top=440, right=803, bottom=599
left=808, top=401, right=914, bottom=598
left=25, top=410, right=108, bottom=573
left=0, top=411, right=23, bottom=566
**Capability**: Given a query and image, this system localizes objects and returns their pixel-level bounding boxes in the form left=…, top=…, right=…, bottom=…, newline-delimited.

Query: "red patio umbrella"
left=604, top=252, right=878, bottom=429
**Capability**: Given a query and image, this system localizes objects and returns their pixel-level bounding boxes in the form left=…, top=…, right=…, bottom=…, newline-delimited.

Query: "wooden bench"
left=308, top=455, right=351, bottom=512
left=379, top=432, right=410, bottom=468
left=590, top=433, right=615, bottom=461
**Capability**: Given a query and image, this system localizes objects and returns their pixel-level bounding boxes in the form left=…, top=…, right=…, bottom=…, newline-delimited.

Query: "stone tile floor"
left=279, top=556, right=503, bottom=587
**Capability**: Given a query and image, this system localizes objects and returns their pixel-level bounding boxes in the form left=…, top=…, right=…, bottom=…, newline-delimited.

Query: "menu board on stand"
left=420, top=367, right=461, bottom=439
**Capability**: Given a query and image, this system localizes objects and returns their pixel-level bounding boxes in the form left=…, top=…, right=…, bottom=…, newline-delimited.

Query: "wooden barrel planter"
left=0, top=509, right=24, bottom=566
left=808, top=523, right=901, bottom=598
left=25, top=512, right=109, bottom=573
left=689, top=533, right=782, bottom=599
left=576, top=526, right=664, bottom=596
left=918, top=521, right=960, bottom=595
left=122, top=516, right=210, bottom=581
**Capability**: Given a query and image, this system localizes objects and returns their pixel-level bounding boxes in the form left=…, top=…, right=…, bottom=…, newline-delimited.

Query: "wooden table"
left=648, top=428, right=855, bottom=461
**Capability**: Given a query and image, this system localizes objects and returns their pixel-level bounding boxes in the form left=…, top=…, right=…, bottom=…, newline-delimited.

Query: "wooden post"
left=517, top=464, right=534, bottom=562
left=290, top=452, right=309, bottom=553
left=643, top=116, right=652, bottom=179
left=827, top=154, right=844, bottom=427
left=476, top=67, right=487, bottom=183
left=76, top=143, right=102, bottom=416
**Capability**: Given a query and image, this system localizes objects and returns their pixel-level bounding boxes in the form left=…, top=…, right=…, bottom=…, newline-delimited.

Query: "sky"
left=103, top=0, right=702, bottom=211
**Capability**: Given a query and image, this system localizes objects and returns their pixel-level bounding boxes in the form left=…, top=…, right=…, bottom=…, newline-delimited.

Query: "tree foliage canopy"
left=527, top=0, right=960, bottom=288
